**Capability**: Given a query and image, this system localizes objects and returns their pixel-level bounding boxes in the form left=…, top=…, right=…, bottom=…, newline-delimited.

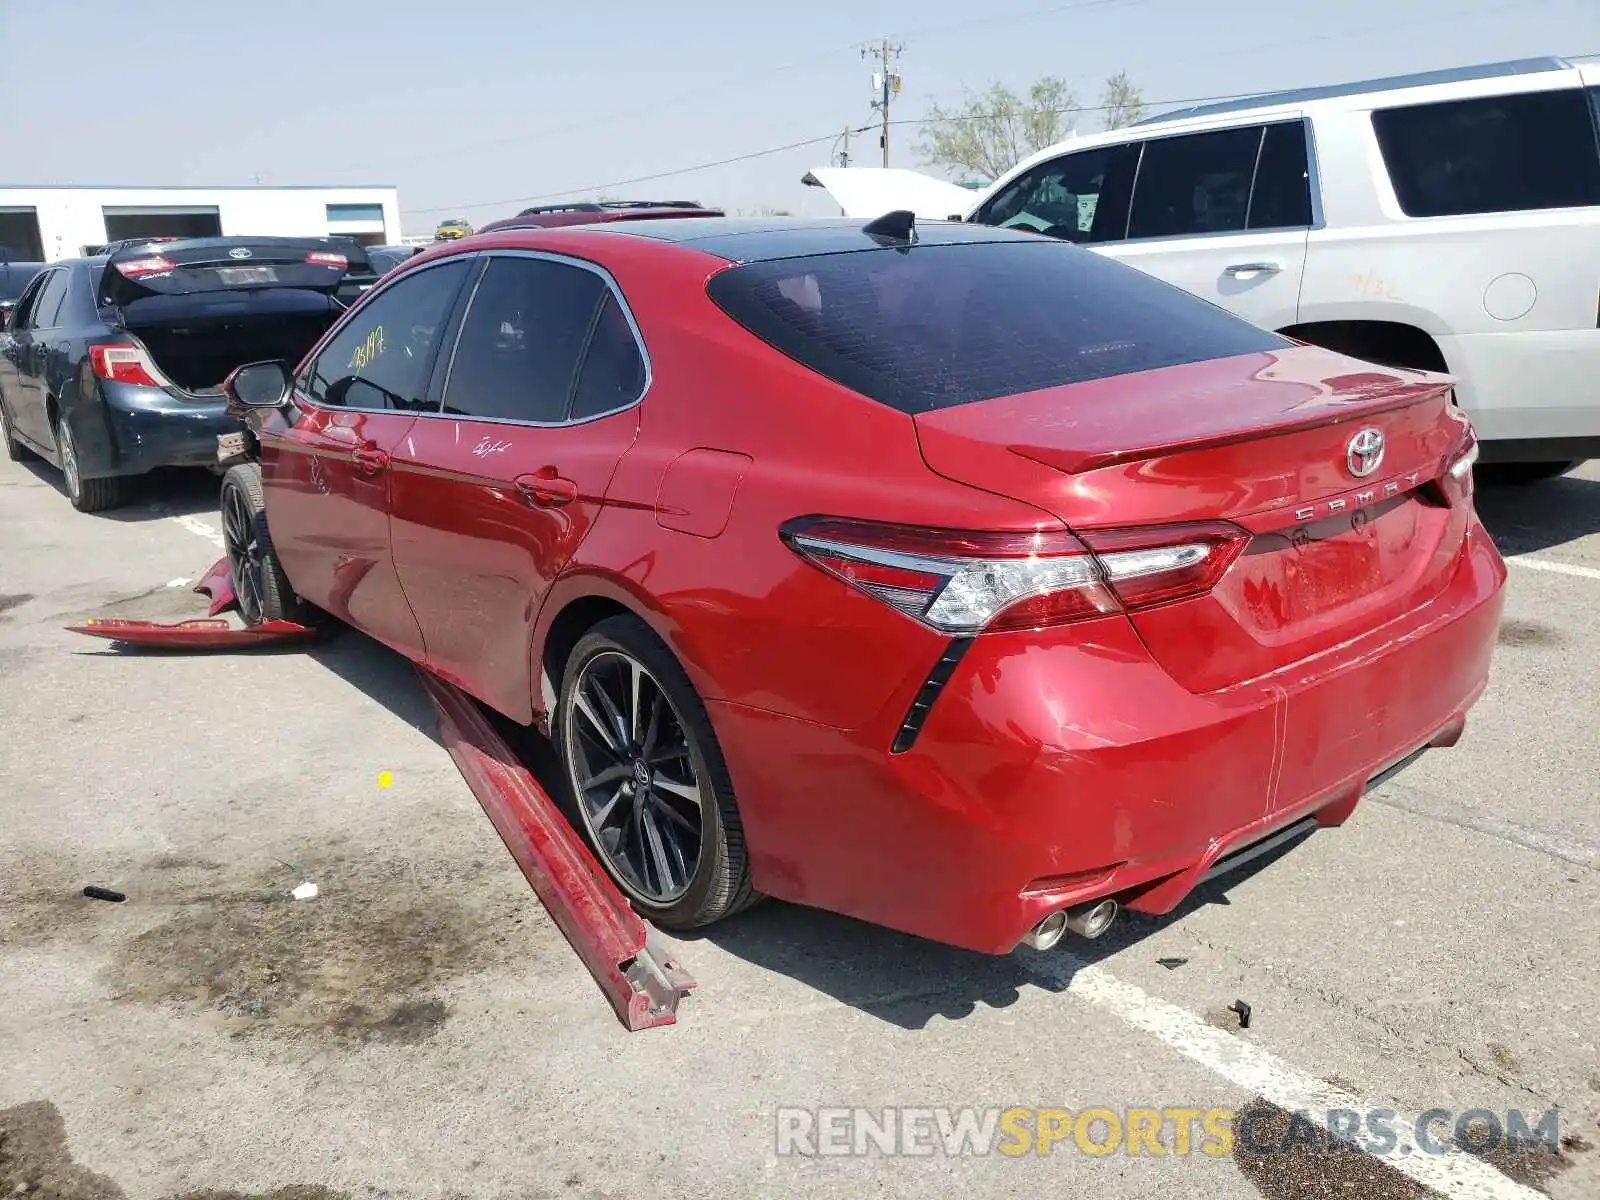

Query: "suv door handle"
left=352, top=445, right=390, bottom=474
left=513, top=468, right=579, bottom=507
left=1224, top=261, right=1282, bottom=279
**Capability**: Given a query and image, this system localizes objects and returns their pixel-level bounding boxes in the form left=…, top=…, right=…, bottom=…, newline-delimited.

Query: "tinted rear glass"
left=1372, top=89, right=1600, bottom=217
left=705, top=241, right=1288, bottom=414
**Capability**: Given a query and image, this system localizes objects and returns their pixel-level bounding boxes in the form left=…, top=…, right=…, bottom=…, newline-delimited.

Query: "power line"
left=359, top=0, right=1160, bottom=178
left=400, top=87, right=1264, bottom=217
left=401, top=132, right=843, bottom=216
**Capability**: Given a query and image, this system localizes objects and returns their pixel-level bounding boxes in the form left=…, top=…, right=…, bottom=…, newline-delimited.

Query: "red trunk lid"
left=913, top=345, right=1472, bottom=692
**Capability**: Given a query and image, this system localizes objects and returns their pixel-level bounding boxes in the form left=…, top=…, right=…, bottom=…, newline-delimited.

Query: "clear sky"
left=4, top=0, right=1596, bottom=236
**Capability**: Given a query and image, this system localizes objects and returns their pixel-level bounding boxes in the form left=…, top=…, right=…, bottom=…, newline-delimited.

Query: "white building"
left=0, top=184, right=402, bottom=262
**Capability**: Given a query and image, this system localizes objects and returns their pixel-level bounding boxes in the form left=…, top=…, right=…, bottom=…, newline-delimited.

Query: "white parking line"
left=159, top=501, right=1540, bottom=1196
left=1042, top=959, right=1543, bottom=1200
left=1505, top=554, right=1600, bottom=581
left=170, top=513, right=224, bottom=549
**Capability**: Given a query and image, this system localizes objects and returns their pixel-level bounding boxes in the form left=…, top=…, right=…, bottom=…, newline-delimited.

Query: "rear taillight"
left=89, top=343, right=163, bottom=388
left=781, top=516, right=1248, bottom=635
left=306, top=251, right=348, bottom=268
left=1436, top=434, right=1479, bottom=506
left=116, top=255, right=174, bottom=278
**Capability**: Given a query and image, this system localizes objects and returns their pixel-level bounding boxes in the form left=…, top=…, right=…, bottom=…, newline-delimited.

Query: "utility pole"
left=839, top=125, right=851, bottom=168
left=862, top=40, right=903, bottom=167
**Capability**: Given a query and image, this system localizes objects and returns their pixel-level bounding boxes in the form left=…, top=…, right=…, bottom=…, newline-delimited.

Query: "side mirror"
left=223, top=360, right=293, bottom=408
left=0, top=304, right=13, bottom=331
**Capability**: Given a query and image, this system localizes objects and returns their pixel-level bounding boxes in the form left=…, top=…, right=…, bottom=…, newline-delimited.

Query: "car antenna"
left=862, top=209, right=916, bottom=245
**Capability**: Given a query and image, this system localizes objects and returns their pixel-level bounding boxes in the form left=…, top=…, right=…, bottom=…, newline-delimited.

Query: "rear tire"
left=56, top=417, right=125, bottom=513
left=556, top=614, right=760, bottom=930
left=219, top=462, right=306, bottom=625
left=1479, top=460, right=1581, bottom=486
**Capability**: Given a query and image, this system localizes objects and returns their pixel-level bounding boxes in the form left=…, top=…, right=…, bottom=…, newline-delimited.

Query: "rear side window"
left=29, top=270, right=71, bottom=330
left=1128, top=126, right=1261, bottom=239
left=1372, top=89, right=1600, bottom=217
left=1247, top=122, right=1313, bottom=229
left=570, top=294, right=647, bottom=420
left=303, top=259, right=469, bottom=411
left=706, top=241, right=1288, bottom=414
left=442, top=256, right=609, bottom=423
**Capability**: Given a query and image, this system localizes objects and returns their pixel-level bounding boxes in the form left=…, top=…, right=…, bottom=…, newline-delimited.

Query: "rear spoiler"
left=99, top=236, right=377, bottom=307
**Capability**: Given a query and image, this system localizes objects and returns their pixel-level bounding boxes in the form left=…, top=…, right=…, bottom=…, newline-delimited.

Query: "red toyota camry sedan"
left=218, top=216, right=1505, bottom=954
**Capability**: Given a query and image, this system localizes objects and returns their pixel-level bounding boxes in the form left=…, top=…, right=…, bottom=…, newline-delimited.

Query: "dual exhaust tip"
left=1021, top=898, right=1119, bottom=951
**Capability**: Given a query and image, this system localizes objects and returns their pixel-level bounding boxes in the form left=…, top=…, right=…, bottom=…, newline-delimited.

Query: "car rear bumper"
left=714, top=513, right=1506, bottom=954
left=78, top=383, right=236, bottom=477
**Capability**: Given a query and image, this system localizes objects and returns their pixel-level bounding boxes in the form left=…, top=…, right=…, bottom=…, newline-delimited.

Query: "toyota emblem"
left=228, top=247, right=253, bottom=260
left=1346, top=427, right=1385, bottom=478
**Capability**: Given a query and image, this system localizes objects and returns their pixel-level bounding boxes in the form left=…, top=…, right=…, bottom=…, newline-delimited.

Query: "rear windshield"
left=705, top=240, right=1288, bottom=413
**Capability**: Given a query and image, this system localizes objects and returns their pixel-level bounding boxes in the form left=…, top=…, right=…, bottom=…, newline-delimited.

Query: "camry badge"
left=1346, top=427, right=1385, bottom=478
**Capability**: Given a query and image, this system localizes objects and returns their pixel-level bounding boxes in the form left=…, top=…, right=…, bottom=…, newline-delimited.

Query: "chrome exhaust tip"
left=1020, top=909, right=1069, bottom=951
left=1063, top=898, right=1119, bottom=939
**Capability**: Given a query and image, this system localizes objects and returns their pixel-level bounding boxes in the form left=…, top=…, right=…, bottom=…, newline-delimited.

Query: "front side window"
left=1127, top=126, right=1262, bottom=240
left=441, top=256, right=611, bottom=423
left=303, top=259, right=469, bottom=410
left=1372, top=88, right=1600, bottom=217
left=8, top=271, right=49, bottom=330
left=977, top=143, right=1138, bottom=243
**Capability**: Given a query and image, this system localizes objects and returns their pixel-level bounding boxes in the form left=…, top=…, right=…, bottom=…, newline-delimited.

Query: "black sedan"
left=0, top=237, right=375, bottom=511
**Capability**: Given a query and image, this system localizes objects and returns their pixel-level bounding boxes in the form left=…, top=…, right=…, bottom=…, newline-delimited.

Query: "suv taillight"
left=306, top=251, right=348, bottom=267
left=780, top=516, right=1248, bottom=635
left=89, top=343, right=163, bottom=388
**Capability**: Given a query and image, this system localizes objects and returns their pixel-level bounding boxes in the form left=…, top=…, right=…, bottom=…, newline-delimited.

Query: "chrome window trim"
left=295, top=248, right=651, bottom=429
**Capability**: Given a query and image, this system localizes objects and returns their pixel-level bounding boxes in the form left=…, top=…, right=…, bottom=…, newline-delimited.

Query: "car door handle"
left=513, top=468, right=579, bottom=507
left=352, top=445, right=390, bottom=474
left=1224, top=261, right=1282, bottom=278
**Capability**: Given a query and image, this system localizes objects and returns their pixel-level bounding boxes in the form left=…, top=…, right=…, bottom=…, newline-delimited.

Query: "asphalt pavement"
left=1, top=451, right=1597, bottom=1200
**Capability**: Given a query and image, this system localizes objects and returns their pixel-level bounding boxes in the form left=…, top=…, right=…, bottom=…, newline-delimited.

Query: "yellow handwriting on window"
left=350, top=325, right=386, bottom=374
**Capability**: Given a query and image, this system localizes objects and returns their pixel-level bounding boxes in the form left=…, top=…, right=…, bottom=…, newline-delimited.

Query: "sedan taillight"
left=780, top=516, right=1248, bottom=635
left=89, top=343, right=163, bottom=388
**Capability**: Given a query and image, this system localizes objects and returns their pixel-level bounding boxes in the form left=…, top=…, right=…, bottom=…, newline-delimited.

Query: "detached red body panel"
left=418, top=670, right=694, bottom=1030
left=67, top=616, right=319, bottom=648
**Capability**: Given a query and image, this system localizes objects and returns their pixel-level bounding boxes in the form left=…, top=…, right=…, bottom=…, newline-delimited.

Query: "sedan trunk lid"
left=913, top=345, right=1472, bottom=691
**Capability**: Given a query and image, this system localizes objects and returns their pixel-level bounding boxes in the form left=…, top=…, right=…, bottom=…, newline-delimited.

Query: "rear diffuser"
left=417, top=668, right=695, bottom=1031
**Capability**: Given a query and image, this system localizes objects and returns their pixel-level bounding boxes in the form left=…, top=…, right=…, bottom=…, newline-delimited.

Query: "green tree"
left=916, top=76, right=1079, bottom=180
left=1099, top=71, right=1148, bottom=130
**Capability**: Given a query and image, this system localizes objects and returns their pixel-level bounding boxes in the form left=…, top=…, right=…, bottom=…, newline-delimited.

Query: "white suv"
left=807, top=56, right=1600, bottom=478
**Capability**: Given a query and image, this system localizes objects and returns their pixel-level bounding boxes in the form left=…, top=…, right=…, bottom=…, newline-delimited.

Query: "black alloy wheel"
left=566, top=648, right=705, bottom=904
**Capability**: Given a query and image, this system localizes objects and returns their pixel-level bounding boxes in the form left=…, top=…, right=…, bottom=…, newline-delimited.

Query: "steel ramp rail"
left=416, top=668, right=696, bottom=1031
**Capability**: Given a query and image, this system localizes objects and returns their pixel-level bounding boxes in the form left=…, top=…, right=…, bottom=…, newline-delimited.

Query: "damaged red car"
left=214, top=215, right=1505, bottom=954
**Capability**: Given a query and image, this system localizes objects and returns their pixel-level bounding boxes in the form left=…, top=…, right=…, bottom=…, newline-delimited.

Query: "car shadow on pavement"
left=299, top=623, right=1311, bottom=1029
left=1474, top=470, right=1600, bottom=556
left=305, top=628, right=447, bottom=742
left=677, top=835, right=1308, bottom=1030
left=16, top=458, right=221, bottom=521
